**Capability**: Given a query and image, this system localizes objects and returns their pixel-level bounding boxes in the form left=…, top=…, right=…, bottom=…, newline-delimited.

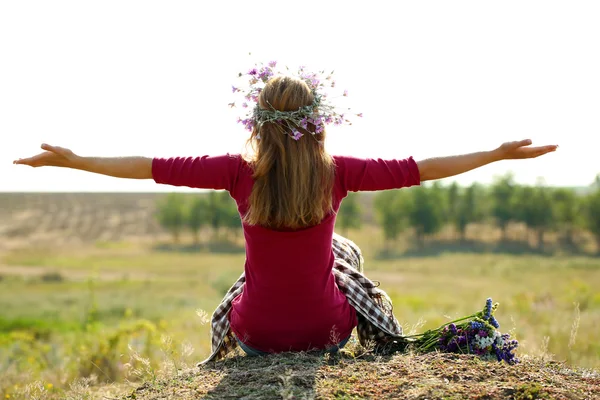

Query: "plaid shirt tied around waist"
left=197, top=233, right=405, bottom=366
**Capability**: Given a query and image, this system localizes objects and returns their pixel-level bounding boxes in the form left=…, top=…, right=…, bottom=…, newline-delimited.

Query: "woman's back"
left=151, top=152, right=421, bottom=352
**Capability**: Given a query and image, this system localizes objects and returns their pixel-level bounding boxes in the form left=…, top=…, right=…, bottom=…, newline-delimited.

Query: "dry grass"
left=119, top=348, right=599, bottom=399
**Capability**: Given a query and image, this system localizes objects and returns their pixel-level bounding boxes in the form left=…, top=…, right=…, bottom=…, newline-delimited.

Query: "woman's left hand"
left=495, top=139, right=558, bottom=160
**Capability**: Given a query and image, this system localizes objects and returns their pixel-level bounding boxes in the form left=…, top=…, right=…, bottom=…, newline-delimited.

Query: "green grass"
left=1, top=230, right=599, bottom=398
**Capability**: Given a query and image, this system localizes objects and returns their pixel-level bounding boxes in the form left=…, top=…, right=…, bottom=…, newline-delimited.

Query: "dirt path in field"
left=0, top=264, right=155, bottom=282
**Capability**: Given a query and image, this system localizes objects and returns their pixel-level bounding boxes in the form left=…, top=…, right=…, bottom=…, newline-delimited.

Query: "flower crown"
left=230, top=61, right=362, bottom=141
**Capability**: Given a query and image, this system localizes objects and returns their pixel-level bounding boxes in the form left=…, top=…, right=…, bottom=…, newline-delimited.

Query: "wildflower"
left=291, top=130, right=303, bottom=141
left=449, top=323, right=457, bottom=334
left=484, top=298, right=493, bottom=320
left=299, top=117, right=308, bottom=129
left=407, top=298, right=519, bottom=364
left=258, top=68, right=273, bottom=81
left=470, top=321, right=484, bottom=330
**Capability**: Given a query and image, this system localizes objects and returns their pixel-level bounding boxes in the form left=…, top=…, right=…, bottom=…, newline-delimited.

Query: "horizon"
left=2, top=1, right=599, bottom=192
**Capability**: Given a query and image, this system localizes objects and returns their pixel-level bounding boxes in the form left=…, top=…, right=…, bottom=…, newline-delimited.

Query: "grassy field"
left=0, top=193, right=599, bottom=398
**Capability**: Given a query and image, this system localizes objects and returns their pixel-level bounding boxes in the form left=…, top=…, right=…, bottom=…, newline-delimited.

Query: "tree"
left=552, top=188, right=582, bottom=248
left=187, top=196, right=210, bottom=245
left=336, top=192, right=362, bottom=237
left=408, top=183, right=445, bottom=249
left=373, top=190, right=407, bottom=244
left=592, top=174, right=600, bottom=190
left=155, top=193, right=186, bottom=243
left=207, top=191, right=240, bottom=240
left=454, top=183, right=486, bottom=242
left=514, top=181, right=555, bottom=251
left=584, top=187, right=600, bottom=254
left=446, top=181, right=460, bottom=239
left=490, top=173, right=518, bottom=241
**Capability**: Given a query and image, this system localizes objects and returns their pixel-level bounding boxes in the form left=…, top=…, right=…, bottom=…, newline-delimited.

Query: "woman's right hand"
left=13, top=144, right=80, bottom=168
left=14, top=143, right=153, bottom=179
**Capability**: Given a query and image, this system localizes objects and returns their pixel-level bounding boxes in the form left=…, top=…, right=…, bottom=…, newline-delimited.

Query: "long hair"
left=242, top=75, right=335, bottom=230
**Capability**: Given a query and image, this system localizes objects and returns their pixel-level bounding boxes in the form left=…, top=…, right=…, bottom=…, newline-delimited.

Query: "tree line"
left=154, top=173, right=600, bottom=254
left=155, top=191, right=240, bottom=244
left=363, top=173, right=600, bottom=253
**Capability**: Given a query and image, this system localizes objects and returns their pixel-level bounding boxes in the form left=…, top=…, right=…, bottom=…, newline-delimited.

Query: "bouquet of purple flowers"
left=403, top=298, right=519, bottom=364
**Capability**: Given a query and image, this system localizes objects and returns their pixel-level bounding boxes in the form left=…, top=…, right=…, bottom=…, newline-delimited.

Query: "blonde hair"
left=242, top=76, right=335, bottom=230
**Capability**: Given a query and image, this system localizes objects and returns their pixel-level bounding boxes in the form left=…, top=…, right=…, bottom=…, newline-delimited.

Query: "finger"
left=516, top=139, right=533, bottom=148
left=535, top=145, right=558, bottom=153
left=13, top=157, right=36, bottom=166
left=524, top=145, right=558, bottom=158
left=41, top=143, right=60, bottom=153
left=16, top=155, right=39, bottom=163
left=13, top=153, right=47, bottom=166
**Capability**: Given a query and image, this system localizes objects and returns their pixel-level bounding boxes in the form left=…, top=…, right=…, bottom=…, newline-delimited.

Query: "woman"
left=13, top=70, right=557, bottom=362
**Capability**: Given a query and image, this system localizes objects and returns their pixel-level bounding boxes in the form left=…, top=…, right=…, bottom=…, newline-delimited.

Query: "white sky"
left=1, top=1, right=598, bottom=192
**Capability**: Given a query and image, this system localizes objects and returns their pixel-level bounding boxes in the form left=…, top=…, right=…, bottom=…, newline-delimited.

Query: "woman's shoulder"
left=331, top=154, right=356, bottom=165
left=331, top=154, right=370, bottom=170
left=331, top=154, right=374, bottom=163
left=231, top=153, right=254, bottom=172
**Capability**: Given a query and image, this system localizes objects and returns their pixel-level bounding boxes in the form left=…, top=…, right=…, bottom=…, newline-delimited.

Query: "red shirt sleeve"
left=334, top=155, right=421, bottom=194
left=152, top=153, right=242, bottom=193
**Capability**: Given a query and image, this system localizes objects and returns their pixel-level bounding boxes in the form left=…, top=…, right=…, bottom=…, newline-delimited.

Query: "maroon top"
left=152, top=154, right=420, bottom=353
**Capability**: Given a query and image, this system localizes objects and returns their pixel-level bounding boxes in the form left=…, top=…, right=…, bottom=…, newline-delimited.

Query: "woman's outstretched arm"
left=416, top=139, right=558, bottom=182
left=13, top=143, right=153, bottom=179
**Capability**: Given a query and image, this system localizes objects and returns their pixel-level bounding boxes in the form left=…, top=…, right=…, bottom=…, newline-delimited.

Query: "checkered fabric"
left=197, top=233, right=404, bottom=366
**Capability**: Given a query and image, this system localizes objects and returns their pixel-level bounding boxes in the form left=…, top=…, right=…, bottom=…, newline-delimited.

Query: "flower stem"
left=402, top=314, right=478, bottom=339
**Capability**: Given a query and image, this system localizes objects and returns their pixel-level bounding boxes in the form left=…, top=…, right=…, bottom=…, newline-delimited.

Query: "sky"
left=1, top=1, right=598, bottom=192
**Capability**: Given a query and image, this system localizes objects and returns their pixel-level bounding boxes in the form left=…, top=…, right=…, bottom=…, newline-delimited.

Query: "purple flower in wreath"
left=291, top=130, right=303, bottom=140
